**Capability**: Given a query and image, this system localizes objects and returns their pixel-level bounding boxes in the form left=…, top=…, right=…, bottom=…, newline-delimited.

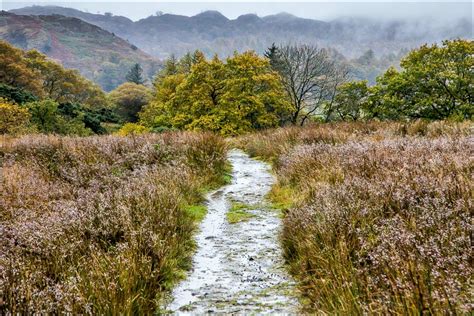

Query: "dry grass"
left=0, top=132, right=227, bottom=313
left=236, top=120, right=473, bottom=314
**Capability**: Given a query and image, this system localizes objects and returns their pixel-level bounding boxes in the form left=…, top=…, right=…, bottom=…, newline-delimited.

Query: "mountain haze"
left=10, top=5, right=472, bottom=59
left=0, top=11, right=160, bottom=90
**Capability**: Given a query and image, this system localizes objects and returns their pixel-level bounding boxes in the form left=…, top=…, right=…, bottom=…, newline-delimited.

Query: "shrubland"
left=0, top=132, right=228, bottom=313
left=235, top=120, right=473, bottom=313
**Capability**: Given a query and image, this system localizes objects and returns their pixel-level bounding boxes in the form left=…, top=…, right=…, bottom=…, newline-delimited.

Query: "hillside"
left=10, top=6, right=473, bottom=59
left=0, top=11, right=160, bottom=90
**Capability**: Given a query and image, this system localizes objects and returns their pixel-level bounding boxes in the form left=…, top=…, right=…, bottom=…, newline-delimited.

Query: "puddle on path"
left=168, top=149, right=298, bottom=314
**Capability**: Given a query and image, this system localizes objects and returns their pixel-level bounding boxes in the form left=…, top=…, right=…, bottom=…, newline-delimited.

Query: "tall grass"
left=0, top=132, right=227, bottom=313
left=236, top=120, right=473, bottom=314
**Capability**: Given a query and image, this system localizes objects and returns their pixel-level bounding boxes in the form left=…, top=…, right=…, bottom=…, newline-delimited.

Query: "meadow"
left=236, top=120, right=472, bottom=314
left=0, top=132, right=227, bottom=313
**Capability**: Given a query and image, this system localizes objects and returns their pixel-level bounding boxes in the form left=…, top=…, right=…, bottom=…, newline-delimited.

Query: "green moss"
left=183, top=204, right=207, bottom=222
left=227, top=201, right=255, bottom=224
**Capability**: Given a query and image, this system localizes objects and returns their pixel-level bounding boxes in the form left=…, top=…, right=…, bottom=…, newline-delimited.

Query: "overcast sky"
left=2, top=1, right=472, bottom=22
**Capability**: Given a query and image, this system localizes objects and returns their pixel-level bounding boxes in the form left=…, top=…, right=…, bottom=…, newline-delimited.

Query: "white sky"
left=2, top=1, right=473, bottom=22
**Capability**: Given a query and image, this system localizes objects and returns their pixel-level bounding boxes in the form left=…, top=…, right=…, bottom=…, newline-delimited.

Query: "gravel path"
left=167, top=149, right=297, bottom=314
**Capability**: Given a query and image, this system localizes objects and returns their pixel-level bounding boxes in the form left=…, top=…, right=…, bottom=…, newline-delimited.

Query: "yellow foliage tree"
left=140, top=51, right=291, bottom=135
left=0, top=99, right=31, bottom=134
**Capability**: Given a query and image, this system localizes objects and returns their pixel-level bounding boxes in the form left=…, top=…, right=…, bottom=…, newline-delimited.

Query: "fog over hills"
left=9, top=5, right=472, bottom=59
left=0, top=10, right=160, bottom=90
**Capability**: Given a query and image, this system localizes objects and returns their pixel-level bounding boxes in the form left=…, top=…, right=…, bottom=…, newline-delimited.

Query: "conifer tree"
left=126, top=63, right=145, bottom=85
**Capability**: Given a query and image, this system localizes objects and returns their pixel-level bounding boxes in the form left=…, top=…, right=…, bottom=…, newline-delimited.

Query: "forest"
left=0, top=31, right=472, bottom=314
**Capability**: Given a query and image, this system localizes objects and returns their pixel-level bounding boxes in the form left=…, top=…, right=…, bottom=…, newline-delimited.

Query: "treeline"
left=1, top=39, right=472, bottom=136
left=0, top=41, right=118, bottom=135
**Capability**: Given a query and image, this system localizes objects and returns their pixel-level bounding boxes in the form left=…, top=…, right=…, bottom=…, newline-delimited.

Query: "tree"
left=324, top=81, right=369, bottom=121
left=368, top=39, right=473, bottom=120
left=264, top=43, right=282, bottom=70
left=126, top=63, right=145, bottom=85
left=275, top=44, right=349, bottom=126
left=108, top=82, right=152, bottom=122
left=0, top=84, right=38, bottom=104
left=25, top=50, right=108, bottom=108
left=25, top=99, right=92, bottom=135
left=140, top=51, right=291, bottom=135
left=0, top=99, right=31, bottom=134
left=0, top=41, right=43, bottom=97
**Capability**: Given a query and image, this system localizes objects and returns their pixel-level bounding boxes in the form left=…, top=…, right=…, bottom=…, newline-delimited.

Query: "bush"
left=117, top=123, right=151, bottom=136
left=0, top=100, right=31, bottom=134
left=25, top=100, right=92, bottom=136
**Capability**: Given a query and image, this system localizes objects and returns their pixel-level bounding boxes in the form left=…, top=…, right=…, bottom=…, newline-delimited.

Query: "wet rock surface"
left=168, top=149, right=297, bottom=314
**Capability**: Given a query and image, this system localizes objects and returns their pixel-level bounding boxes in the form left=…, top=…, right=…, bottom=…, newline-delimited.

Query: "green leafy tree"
left=25, top=99, right=92, bottom=135
left=369, top=39, right=473, bottom=120
left=0, top=84, right=38, bottom=104
left=126, top=63, right=145, bottom=85
left=108, top=82, right=152, bottom=122
left=264, top=43, right=282, bottom=70
left=325, top=81, right=369, bottom=121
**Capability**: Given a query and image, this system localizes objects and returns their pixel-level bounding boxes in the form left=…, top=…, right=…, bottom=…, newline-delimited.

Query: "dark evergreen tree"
left=264, top=43, right=282, bottom=70
left=126, top=63, right=145, bottom=85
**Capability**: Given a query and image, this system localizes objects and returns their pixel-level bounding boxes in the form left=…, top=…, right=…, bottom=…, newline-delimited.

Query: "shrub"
left=117, top=123, right=151, bottom=136
left=0, top=100, right=31, bottom=135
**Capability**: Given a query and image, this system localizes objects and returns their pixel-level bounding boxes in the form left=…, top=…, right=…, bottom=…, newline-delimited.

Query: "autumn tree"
left=274, top=44, right=349, bottom=125
left=25, top=50, right=108, bottom=108
left=0, top=41, right=43, bottom=97
left=108, top=82, right=152, bottom=122
left=126, top=63, right=145, bottom=85
left=140, top=51, right=290, bottom=135
left=0, top=99, right=31, bottom=134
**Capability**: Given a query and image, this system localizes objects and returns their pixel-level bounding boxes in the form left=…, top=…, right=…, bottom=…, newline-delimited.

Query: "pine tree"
left=126, top=63, right=145, bottom=85
left=264, top=43, right=282, bottom=70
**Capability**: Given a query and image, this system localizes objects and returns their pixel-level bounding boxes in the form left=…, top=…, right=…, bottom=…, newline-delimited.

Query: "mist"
left=3, top=1, right=473, bottom=23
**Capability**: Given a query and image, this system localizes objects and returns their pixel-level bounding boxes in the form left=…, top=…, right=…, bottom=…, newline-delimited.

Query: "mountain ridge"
left=0, top=11, right=160, bottom=90
left=10, top=5, right=472, bottom=59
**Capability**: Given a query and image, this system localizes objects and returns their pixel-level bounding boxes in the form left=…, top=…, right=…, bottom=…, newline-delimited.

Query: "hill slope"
left=0, top=11, right=160, bottom=90
left=10, top=6, right=473, bottom=59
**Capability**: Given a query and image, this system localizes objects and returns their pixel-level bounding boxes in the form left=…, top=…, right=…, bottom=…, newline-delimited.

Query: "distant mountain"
left=10, top=5, right=472, bottom=59
left=0, top=11, right=160, bottom=91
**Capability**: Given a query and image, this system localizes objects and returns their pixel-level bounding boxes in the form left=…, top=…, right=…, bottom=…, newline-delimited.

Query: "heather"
left=0, top=132, right=227, bottom=313
left=236, top=121, right=473, bottom=313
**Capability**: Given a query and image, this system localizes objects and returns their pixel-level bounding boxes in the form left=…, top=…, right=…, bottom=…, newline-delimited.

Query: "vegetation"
left=0, top=18, right=472, bottom=314
left=0, top=41, right=119, bottom=135
left=0, top=12, right=160, bottom=91
left=236, top=120, right=472, bottom=314
left=125, top=63, right=145, bottom=85
left=325, top=40, right=473, bottom=121
left=0, top=99, right=31, bottom=134
left=0, top=132, right=228, bottom=313
left=227, top=202, right=255, bottom=224
left=139, top=51, right=291, bottom=135
left=108, top=82, right=151, bottom=122
left=265, top=44, right=349, bottom=125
